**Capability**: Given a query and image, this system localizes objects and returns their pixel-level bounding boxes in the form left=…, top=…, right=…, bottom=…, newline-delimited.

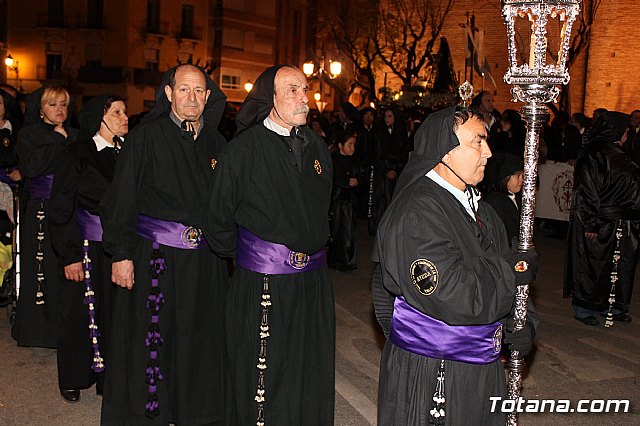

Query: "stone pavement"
left=1, top=221, right=639, bottom=425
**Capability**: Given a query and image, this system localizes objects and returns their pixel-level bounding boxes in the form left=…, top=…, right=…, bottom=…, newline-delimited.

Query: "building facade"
left=1, top=0, right=309, bottom=114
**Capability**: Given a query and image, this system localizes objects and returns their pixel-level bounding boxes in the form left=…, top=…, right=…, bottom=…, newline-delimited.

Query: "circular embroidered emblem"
left=288, top=251, right=310, bottom=270
left=181, top=226, right=203, bottom=248
left=313, top=159, right=322, bottom=175
left=211, top=158, right=217, bottom=171
left=514, top=260, right=529, bottom=273
left=410, top=259, right=438, bottom=296
left=493, top=325, right=503, bottom=353
left=2, top=137, right=10, bottom=147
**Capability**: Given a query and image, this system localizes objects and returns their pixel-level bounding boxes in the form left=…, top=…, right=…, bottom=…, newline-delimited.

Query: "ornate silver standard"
left=501, top=1, right=581, bottom=425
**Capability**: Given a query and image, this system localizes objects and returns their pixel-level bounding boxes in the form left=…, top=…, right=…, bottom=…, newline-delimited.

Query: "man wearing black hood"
left=204, top=65, right=334, bottom=425
left=99, top=65, right=228, bottom=425
left=373, top=106, right=538, bottom=425
left=565, top=112, right=640, bottom=326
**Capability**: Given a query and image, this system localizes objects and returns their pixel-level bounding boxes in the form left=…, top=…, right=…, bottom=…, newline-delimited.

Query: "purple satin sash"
left=236, top=226, right=326, bottom=275
left=29, top=174, right=54, bottom=199
left=76, top=210, right=103, bottom=242
left=389, top=297, right=502, bottom=365
left=136, top=214, right=207, bottom=250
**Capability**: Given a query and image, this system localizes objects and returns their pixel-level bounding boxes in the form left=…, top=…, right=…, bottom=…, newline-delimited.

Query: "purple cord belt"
left=29, top=174, right=54, bottom=199
left=136, top=214, right=207, bottom=249
left=389, top=297, right=502, bottom=365
left=236, top=226, right=326, bottom=274
left=76, top=210, right=103, bottom=242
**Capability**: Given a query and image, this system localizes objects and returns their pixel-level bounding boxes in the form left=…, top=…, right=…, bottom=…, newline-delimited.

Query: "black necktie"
left=112, top=136, right=121, bottom=154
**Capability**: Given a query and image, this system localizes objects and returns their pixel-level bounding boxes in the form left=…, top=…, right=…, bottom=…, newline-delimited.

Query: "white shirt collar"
left=93, top=133, right=115, bottom=151
left=427, top=169, right=479, bottom=219
left=263, top=116, right=291, bottom=136
left=0, top=120, right=12, bottom=133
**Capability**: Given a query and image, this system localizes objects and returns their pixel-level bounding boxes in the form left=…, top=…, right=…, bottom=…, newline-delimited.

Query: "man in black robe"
left=100, top=65, right=228, bottom=425
left=204, top=65, right=334, bottom=425
left=565, top=112, right=640, bottom=326
left=373, top=106, right=538, bottom=425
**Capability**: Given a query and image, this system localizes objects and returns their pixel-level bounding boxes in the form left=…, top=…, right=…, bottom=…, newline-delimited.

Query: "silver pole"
left=506, top=96, right=549, bottom=426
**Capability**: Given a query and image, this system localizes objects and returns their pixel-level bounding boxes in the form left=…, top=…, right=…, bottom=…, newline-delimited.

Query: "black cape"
left=373, top=107, right=520, bottom=425
left=99, top=67, right=229, bottom=425
left=205, top=109, right=335, bottom=423
left=13, top=87, right=78, bottom=348
left=49, top=94, right=120, bottom=390
left=564, top=113, right=640, bottom=313
left=328, top=151, right=362, bottom=271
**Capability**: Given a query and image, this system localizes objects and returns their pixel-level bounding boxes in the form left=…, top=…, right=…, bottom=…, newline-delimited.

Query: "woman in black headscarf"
left=13, top=86, right=78, bottom=349
left=49, top=94, right=128, bottom=402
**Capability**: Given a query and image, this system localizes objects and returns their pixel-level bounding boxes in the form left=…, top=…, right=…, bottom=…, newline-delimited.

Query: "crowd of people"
left=0, top=65, right=638, bottom=426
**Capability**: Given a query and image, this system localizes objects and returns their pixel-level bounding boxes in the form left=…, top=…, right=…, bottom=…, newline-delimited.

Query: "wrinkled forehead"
left=274, top=67, right=306, bottom=92
left=175, top=66, right=207, bottom=87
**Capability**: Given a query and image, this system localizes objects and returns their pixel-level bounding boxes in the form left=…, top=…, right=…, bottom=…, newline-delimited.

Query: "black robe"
left=99, top=116, right=228, bottom=425
left=49, top=136, right=118, bottom=390
left=13, top=121, right=78, bottom=348
left=564, top=140, right=640, bottom=313
left=483, top=191, right=521, bottom=246
left=371, top=126, right=408, bottom=232
left=205, top=124, right=335, bottom=426
left=328, top=152, right=361, bottom=271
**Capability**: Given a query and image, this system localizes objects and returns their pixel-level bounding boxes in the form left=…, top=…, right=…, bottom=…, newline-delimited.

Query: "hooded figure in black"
left=482, top=152, right=524, bottom=245
left=564, top=112, right=640, bottom=325
left=204, top=65, right=334, bottom=426
left=372, top=106, right=538, bottom=426
left=99, top=65, right=228, bottom=425
left=49, top=94, right=128, bottom=402
left=13, top=86, right=78, bottom=348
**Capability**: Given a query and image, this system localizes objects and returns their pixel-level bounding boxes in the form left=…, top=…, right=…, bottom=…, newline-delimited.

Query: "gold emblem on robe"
left=211, top=158, right=217, bottom=171
left=314, top=159, right=322, bottom=175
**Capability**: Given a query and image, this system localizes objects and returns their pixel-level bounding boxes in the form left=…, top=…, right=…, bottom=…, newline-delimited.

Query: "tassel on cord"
left=429, top=359, right=446, bottom=425
left=35, top=201, right=46, bottom=305
left=604, top=221, right=623, bottom=328
left=82, top=239, right=104, bottom=372
left=145, top=242, right=166, bottom=418
left=255, top=275, right=271, bottom=426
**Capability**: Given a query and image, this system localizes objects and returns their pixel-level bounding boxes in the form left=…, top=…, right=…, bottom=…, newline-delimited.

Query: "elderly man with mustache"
left=204, top=65, right=334, bottom=426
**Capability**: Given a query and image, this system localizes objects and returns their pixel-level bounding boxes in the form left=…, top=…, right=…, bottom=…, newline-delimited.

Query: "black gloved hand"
left=504, top=321, right=536, bottom=356
left=506, top=249, right=538, bottom=286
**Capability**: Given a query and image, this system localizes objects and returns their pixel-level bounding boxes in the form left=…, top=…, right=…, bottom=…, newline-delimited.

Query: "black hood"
left=78, top=94, right=113, bottom=140
left=23, top=86, right=75, bottom=127
left=235, top=64, right=293, bottom=136
left=142, top=65, right=227, bottom=130
left=391, top=106, right=461, bottom=200
left=484, top=152, right=523, bottom=185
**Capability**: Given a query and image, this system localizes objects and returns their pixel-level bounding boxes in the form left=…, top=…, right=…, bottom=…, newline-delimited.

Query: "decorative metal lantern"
left=501, top=1, right=581, bottom=425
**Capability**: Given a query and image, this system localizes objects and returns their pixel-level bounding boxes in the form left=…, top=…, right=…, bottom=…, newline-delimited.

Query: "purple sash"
left=389, top=297, right=502, bottom=365
left=29, top=174, right=54, bottom=199
left=236, top=226, right=326, bottom=275
left=136, top=214, right=207, bottom=250
left=76, top=210, right=103, bottom=242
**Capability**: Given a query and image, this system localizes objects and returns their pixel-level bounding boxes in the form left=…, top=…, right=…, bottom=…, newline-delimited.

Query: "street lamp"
left=302, top=58, right=342, bottom=80
left=501, top=1, right=581, bottom=425
left=313, top=91, right=327, bottom=113
left=244, top=80, right=253, bottom=93
left=5, top=54, right=20, bottom=85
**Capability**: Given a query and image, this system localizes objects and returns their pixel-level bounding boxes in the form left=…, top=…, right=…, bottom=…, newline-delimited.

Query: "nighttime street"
left=1, top=219, right=639, bottom=425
